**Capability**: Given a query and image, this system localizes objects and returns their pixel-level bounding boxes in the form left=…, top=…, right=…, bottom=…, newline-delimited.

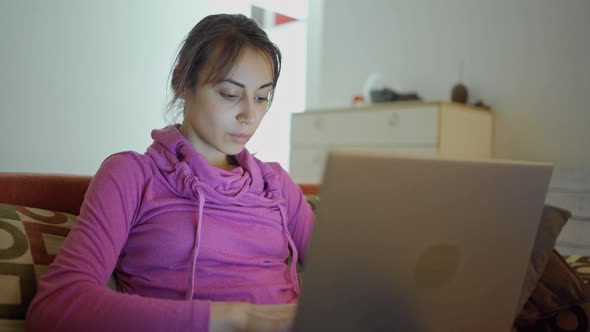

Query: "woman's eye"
left=256, top=96, right=269, bottom=103
left=220, top=92, right=238, bottom=100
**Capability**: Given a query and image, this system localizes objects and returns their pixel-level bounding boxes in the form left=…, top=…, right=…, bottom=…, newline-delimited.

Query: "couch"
left=0, top=172, right=588, bottom=331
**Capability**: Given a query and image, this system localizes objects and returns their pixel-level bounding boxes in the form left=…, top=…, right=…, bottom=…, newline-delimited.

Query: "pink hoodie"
left=26, top=125, right=315, bottom=332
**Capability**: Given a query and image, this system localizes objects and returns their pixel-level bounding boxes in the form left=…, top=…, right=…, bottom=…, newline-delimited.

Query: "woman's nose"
left=237, top=99, right=257, bottom=124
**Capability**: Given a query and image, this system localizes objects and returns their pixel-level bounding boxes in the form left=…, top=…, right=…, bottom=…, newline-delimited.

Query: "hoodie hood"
left=146, top=125, right=283, bottom=206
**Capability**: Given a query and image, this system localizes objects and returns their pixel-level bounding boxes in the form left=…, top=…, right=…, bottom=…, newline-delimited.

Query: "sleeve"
left=270, top=163, right=315, bottom=264
left=25, top=153, right=211, bottom=332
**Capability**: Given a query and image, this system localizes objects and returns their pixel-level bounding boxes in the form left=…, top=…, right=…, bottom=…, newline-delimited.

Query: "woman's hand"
left=210, top=301, right=297, bottom=332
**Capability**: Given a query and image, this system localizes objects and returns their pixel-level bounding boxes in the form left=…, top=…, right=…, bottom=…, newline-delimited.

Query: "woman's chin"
left=224, top=145, right=245, bottom=156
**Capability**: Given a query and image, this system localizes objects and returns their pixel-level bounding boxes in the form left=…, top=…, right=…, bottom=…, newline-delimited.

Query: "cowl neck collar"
left=146, top=125, right=282, bottom=206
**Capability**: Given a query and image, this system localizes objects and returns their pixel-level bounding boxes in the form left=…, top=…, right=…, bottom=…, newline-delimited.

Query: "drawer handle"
left=388, top=113, right=400, bottom=127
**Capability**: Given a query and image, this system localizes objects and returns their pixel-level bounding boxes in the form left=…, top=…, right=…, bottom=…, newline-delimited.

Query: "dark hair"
left=167, top=14, right=282, bottom=119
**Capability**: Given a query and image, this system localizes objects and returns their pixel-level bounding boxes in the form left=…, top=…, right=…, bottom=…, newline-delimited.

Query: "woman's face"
left=180, top=47, right=274, bottom=168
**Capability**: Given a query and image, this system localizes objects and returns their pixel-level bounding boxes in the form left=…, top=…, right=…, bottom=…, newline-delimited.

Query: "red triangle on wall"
left=274, top=13, right=297, bottom=26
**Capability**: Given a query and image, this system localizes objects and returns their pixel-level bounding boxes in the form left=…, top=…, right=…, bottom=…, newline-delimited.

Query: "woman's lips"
left=229, top=133, right=252, bottom=144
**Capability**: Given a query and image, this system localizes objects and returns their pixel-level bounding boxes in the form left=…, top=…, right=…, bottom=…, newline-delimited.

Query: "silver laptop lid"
left=293, top=150, right=553, bottom=332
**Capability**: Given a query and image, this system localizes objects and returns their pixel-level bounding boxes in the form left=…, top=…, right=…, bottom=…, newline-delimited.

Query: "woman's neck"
left=217, top=156, right=239, bottom=171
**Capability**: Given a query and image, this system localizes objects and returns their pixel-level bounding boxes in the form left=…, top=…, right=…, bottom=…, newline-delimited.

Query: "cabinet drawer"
left=289, top=145, right=438, bottom=183
left=289, top=147, right=326, bottom=183
left=291, top=106, right=439, bottom=146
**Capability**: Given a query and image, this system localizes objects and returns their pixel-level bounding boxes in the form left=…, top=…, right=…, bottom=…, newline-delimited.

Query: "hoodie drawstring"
left=185, top=188, right=205, bottom=301
left=182, top=188, right=300, bottom=299
left=279, top=206, right=301, bottom=296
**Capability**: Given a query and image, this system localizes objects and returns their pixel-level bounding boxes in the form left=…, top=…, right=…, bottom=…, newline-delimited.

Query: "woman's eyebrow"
left=258, top=82, right=273, bottom=89
left=222, top=79, right=273, bottom=90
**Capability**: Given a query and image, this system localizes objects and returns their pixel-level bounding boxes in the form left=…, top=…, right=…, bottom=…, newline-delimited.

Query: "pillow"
left=0, top=203, right=119, bottom=328
left=514, top=250, right=590, bottom=330
left=563, top=255, right=590, bottom=285
left=0, top=203, right=72, bottom=331
left=0, top=203, right=77, bottom=322
left=516, top=205, right=572, bottom=313
left=304, top=194, right=319, bottom=214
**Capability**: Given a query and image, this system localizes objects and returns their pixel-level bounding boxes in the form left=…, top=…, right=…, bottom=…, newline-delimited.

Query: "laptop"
left=292, top=149, right=553, bottom=332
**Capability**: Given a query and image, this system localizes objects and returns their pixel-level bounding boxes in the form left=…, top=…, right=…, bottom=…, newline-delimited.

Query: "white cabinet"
left=289, top=101, right=494, bottom=183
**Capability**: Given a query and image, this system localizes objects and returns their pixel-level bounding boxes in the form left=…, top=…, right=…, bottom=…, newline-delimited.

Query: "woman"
left=26, top=13, right=314, bottom=332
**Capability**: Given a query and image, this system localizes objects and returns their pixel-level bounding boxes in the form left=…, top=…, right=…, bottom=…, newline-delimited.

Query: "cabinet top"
left=301, top=101, right=491, bottom=115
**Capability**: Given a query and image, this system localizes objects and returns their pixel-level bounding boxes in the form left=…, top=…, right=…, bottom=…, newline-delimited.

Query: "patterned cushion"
left=516, top=206, right=572, bottom=312
left=0, top=203, right=76, bottom=321
left=513, top=304, right=590, bottom=332
left=514, top=251, right=590, bottom=331
left=564, top=255, right=590, bottom=286
left=304, top=194, right=319, bottom=214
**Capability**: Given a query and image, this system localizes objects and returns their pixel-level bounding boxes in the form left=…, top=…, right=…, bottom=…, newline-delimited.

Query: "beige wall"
left=0, top=0, right=210, bottom=174
left=0, top=1, right=306, bottom=174
left=306, top=0, right=590, bottom=168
